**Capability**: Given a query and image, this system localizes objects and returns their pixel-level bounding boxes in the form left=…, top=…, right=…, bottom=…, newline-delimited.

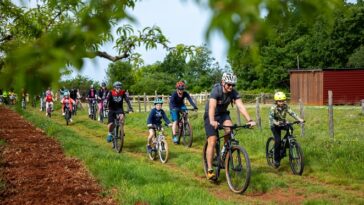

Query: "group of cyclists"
left=1, top=71, right=304, bottom=184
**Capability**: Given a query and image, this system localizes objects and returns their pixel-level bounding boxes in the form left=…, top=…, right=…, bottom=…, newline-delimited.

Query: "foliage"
left=105, top=61, right=135, bottom=91
left=0, top=0, right=168, bottom=94
left=348, top=46, right=364, bottom=68
left=228, top=2, right=364, bottom=90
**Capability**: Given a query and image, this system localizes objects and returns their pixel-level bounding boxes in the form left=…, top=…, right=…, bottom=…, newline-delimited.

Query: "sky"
left=71, top=0, right=227, bottom=83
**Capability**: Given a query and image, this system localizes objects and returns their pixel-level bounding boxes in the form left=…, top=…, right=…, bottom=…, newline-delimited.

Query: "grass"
left=10, top=103, right=364, bottom=204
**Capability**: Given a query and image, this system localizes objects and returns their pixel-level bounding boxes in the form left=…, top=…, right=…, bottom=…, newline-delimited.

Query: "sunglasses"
left=226, top=83, right=235, bottom=87
left=276, top=100, right=285, bottom=103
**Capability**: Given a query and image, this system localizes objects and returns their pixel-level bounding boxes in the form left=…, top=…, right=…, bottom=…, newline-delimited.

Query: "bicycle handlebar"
left=218, top=124, right=252, bottom=130
left=280, top=121, right=305, bottom=126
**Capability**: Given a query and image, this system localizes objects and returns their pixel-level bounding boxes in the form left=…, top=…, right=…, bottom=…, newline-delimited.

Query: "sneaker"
left=62, top=112, right=65, bottom=116
left=172, top=135, right=179, bottom=144
left=69, top=118, right=73, bottom=122
left=106, top=134, right=113, bottom=143
left=207, top=169, right=215, bottom=180
left=146, top=145, right=152, bottom=153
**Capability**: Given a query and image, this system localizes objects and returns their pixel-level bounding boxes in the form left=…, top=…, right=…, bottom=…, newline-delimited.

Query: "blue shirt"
left=169, top=91, right=197, bottom=110
left=147, top=108, right=171, bottom=125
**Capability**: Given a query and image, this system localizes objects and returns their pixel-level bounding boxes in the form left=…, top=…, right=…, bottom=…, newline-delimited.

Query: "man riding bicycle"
left=106, top=81, right=133, bottom=143
left=204, top=72, right=256, bottom=180
left=269, top=91, right=304, bottom=168
left=86, top=84, right=97, bottom=118
left=97, top=82, right=109, bottom=121
left=169, top=81, right=198, bottom=144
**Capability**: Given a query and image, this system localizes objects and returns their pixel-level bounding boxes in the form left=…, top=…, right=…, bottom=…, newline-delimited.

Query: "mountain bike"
left=203, top=124, right=252, bottom=194
left=72, top=100, right=77, bottom=116
left=46, top=103, right=52, bottom=118
left=100, top=99, right=108, bottom=123
left=112, top=112, right=127, bottom=153
left=148, top=125, right=169, bottom=163
left=64, top=105, right=71, bottom=125
left=266, top=121, right=304, bottom=175
left=88, top=98, right=97, bottom=120
left=176, top=108, right=195, bottom=147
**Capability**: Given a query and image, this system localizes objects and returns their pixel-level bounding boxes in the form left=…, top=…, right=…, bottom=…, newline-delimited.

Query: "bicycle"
left=46, top=103, right=52, bottom=118
left=99, top=99, right=108, bottom=123
left=64, top=105, right=71, bottom=125
left=176, top=108, right=196, bottom=147
left=88, top=98, right=97, bottom=120
left=266, top=121, right=304, bottom=175
left=111, top=112, right=127, bottom=153
left=148, top=124, right=169, bottom=163
left=72, top=101, right=77, bottom=116
left=203, top=124, right=252, bottom=194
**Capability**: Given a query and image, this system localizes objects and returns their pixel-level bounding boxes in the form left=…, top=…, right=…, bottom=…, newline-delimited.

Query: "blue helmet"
left=154, top=98, right=163, bottom=104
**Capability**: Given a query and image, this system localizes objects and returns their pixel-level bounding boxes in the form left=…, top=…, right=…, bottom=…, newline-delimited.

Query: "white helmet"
left=222, top=72, right=237, bottom=85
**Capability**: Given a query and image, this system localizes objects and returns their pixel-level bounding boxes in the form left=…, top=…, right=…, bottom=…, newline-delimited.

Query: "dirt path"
left=0, top=106, right=116, bottom=205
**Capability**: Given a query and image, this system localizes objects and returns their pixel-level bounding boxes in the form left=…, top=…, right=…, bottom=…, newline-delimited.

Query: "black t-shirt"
left=204, top=83, right=241, bottom=116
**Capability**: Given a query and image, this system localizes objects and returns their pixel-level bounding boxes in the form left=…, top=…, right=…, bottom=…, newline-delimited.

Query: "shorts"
left=204, top=112, right=231, bottom=138
left=108, top=109, right=124, bottom=124
left=170, top=106, right=187, bottom=121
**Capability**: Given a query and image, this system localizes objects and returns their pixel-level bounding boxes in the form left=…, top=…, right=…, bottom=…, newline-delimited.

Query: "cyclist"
left=269, top=91, right=304, bottom=168
left=105, top=81, right=133, bottom=143
left=44, top=87, right=54, bottom=115
left=204, top=72, right=256, bottom=180
left=60, top=91, right=75, bottom=122
left=169, top=81, right=198, bottom=144
left=146, top=98, right=172, bottom=153
left=86, top=84, right=97, bottom=118
left=8, top=88, right=16, bottom=105
left=59, top=86, right=67, bottom=99
left=97, top=82, right=109, bottom=121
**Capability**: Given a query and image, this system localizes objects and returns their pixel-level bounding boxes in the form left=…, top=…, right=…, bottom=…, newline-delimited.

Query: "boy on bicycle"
left=169, top=81, right=198, bottom=144
left=146, top=98, right=172, bottom=153
left=204, top=72, right=256, bottom=180
left=44, top=87, right=54, bottom=115
left=106, top=81, right=133, bottom=143
left=97, top=82, right=109, bottom=121
left=86, top=84, right=97, bottom=118
left=269, top=91, right=304, bottom=168
left=61, top=91, right=75, bottom=122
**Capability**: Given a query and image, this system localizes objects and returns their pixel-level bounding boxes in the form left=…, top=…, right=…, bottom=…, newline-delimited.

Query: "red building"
left=290, top=69, right=364, bottom=105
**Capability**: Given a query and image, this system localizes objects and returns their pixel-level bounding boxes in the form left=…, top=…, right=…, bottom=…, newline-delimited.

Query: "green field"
left=14, top=103, right=364, bottom=204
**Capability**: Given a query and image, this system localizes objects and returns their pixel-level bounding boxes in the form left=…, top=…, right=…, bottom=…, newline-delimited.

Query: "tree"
left=0, top=0, right=168, bottom=94
left=348, top=46, right=364, bottom=67
left=105, top=61, right=135, bottom=92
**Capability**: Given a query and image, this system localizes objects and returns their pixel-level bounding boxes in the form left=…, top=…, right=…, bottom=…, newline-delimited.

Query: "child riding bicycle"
left=44, top=87, right=54, bottom=115
left=269, top=91, right=304, bottom=168
left=105, top=81, right=133, bottom=143
left=169, top=81, right=198, bottom=144
left=204, top=72, right=256, bottom=180
left=146, top=98, right=172, bottom=153
left=61, top=91, right=75, bottom=122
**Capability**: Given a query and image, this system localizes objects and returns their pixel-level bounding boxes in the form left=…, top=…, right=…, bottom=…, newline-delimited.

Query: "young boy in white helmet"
left=269, top=91, right=304, bottom=168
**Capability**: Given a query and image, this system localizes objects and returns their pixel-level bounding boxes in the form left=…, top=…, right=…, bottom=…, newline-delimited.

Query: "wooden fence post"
left=138, top=95, right=141, bottom=113
left=328, top=90, right=334, bottom=139
left=299, top=98, right=305, bottom=137
left=143, top=93, right=147, bottom=112
left=255, top=97, right=262, bottom=130
left=155, top=90, right=158, bottom=99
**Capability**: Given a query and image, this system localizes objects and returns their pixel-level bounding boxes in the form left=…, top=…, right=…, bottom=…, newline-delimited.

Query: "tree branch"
left=96, top=51, right=129, bottom=62
left=0, top=34, right=13, bottom=43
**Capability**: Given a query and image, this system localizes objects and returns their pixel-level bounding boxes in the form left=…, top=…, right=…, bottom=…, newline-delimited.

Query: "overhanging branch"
left=95, top=51, right=129, bottom=62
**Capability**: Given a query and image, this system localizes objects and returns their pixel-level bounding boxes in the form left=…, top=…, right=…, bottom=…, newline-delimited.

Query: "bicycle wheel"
left=65, top=109, right=70, bottom=125
left=202, top=141, right=220, bottom=181
left=158, top=139, right=169, bottom=163
left=225, top=145, right=251, bottom=194
left=114, top=125, right=124, bottom=153
left=289, top=141, right=304, bottom=175
left=265, top=137, right=275, bottom=167
left=182, top=122, right=193, bottom=147
left=148, top=144, right=157, bottom=161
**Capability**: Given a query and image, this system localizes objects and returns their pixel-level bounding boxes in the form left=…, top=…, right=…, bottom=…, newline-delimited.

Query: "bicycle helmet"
left=176, top=81, right=185, bottom=90
left=222, top=72, right=237, bottom=85
left=64, top=91, right=70, bottom=96
left=274, top=92, right=286, bottom=101
left=113, top=81, right=122, bottom=88
left=101, top=82, right=106, bottom=87
left=90, top=84, right=94, bottom=88
left=154, top=98, right=163, bottom=105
